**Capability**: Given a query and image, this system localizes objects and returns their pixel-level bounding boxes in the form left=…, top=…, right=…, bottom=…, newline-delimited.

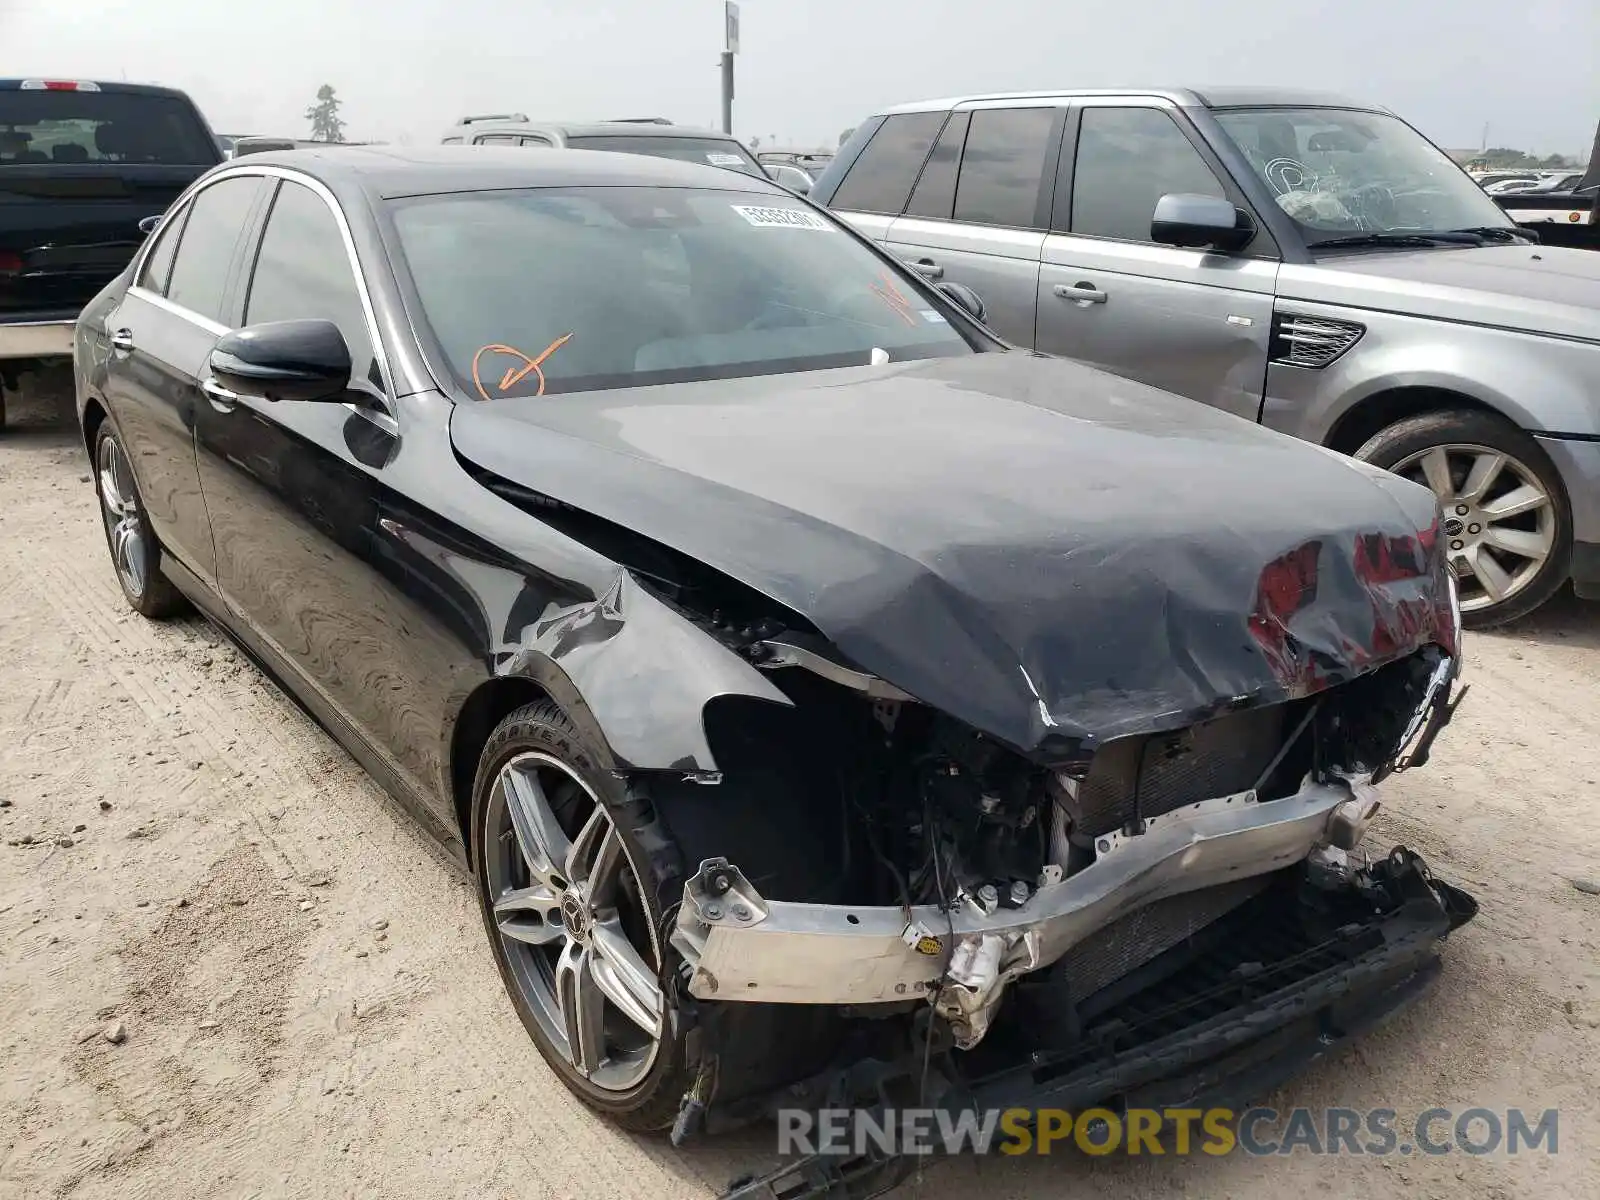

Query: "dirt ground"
left=1, top=380, right=1597, bottom=1200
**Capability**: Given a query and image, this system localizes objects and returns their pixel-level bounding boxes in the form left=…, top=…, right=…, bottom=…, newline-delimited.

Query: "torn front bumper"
left=671, top=775, right=1383, bottom=1020
left=718, top=847, right=1478, bottom=1200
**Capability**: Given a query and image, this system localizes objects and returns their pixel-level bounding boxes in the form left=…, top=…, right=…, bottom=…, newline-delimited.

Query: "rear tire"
left=1355, top=409, right=1570, bottom=627
left=92, top=422, right=186, bottom=618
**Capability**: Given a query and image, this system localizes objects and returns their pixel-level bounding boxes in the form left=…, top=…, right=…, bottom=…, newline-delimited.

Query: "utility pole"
left=720, top=1, right=739, bottom=134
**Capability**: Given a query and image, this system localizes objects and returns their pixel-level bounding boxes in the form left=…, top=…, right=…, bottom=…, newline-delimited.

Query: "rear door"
left=884, top=103, right=1063, bottom=347
left=0, top=82, right=220, bottom=323
left=818, top=111, right=948, bottom=245
left=1036, top=102, right=1277, bottom=422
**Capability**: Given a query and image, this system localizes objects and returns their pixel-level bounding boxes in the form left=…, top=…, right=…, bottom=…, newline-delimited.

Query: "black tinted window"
left=952, top=108, right=1056, bottom=228
left=165, top=177, right=265, bottom=321
left=905, top=112, right=969, bottom=220
left=1070, top=108, right=1225, bottom=241
left=136, top=208, right=188, bottom=295
left=246, top=181, right=376, bottom=381
left=0, top=88, right=218, bottom=165
left=830, top=112, right=945, bottom=215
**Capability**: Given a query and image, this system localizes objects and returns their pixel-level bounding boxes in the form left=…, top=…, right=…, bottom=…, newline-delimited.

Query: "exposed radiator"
left=1072, top=705, right=1287, bottom=839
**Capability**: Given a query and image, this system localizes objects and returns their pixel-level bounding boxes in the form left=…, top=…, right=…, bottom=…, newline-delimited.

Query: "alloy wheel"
left=1391, top=442, right=1555, bottom=615
left=97, top=433, right=148, bottom=598
left=485, top=752, right=665, bottom=1092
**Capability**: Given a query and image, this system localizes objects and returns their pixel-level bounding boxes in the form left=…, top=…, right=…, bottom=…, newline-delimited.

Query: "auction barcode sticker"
left=731, top=205, right=833, bottom=231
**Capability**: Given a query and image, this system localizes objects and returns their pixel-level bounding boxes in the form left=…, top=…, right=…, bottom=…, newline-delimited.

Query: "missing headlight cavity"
left=660, top=645, right=1452, bottom=915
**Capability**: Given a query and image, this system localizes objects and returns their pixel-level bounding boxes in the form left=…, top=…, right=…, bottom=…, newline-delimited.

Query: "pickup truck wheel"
left=93, top=423, right=186, bottom=618
left=1355, top=409, right=1570, bottom=627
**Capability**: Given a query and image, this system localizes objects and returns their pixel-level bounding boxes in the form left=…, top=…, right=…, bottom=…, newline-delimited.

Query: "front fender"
left=501, top=567, right=793, bottom=774
left=1262, top=301, right=1600, bottom=440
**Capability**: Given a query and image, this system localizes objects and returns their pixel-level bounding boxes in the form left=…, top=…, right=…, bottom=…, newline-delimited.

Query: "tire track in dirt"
left=0, top=432, right=745, bottom=1199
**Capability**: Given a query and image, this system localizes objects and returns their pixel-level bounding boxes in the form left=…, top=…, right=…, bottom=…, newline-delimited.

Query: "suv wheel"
left=1356, top=409, right=1570, bottom=627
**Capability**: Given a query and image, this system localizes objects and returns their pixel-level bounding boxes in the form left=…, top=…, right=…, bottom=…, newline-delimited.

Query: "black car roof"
left=221, top=144, right=788, bottom=200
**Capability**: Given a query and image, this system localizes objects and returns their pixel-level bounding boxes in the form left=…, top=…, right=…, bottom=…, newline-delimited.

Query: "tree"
left=305, top=84, right=346, bottom=144
left=748, top=134, right=762, bottom=151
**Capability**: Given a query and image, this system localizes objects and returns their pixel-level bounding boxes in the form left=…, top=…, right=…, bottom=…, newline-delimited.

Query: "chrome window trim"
left=127, top=163, right=396, bottom=404
left=128, top=284, right=228, bottom=336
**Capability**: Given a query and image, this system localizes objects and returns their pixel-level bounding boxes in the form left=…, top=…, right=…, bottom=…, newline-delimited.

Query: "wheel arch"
left=1325, top=386, right=1508, bottom=457
left=81, top=393, right=109, bottom=459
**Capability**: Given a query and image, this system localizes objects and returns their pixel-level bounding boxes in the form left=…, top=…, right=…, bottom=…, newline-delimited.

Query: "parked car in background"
left=1471, top=170, right=1539, bottom=190
left=815, top=87, right=1600, bottom=625
left=761, top=162, right=814, bottom=193
left=442, top=115, right=765, bottom=176
left=74, top=147, right=1473, bottom=1192
left=1, top=77, right=220, bottom=428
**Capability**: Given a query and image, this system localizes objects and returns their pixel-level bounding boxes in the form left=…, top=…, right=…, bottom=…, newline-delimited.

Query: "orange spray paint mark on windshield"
left=470, top=333, right=575, bottom=401
left=870, top=273, right=919, bottom=327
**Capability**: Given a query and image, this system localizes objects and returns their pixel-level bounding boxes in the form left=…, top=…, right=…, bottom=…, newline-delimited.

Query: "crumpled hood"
left=451, top=353, right=1456, bottom=759
left=1281, top=243, right=1600, bottom=343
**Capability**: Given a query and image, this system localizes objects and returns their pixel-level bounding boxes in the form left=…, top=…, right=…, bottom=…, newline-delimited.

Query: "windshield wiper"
left=1447, top=226, right=1536, bottom=244
left=1310, top=231, right=1485, bottom=249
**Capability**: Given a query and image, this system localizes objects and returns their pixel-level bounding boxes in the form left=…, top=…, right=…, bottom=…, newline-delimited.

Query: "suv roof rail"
left=456, top=112, right=527, bottom=126
left=608, top=117, right=673, bottom=125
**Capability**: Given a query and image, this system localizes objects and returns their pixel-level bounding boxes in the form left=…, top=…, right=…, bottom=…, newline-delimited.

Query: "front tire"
left=469, top=701, right=690, bottom=1131
left=1356, top=409, right=1571, bottom=628
left=93, top=422, right=186, bottom=618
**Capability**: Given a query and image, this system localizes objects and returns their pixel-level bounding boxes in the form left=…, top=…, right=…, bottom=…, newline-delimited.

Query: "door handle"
left=201, top=377, right=239, bottom=412
left=1054, top=282, right=1108, bottom=305
left=109, top=328, right=135, bottom=355
left=909, top=258, right=944, bottom=280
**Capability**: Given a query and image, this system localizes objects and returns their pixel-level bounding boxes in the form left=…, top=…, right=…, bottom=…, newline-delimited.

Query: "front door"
left=1035, top=104, right=1278, bottom=423
left=191, top=176, right=454, bottom=834
left=100, top=174, right=268, bottom=586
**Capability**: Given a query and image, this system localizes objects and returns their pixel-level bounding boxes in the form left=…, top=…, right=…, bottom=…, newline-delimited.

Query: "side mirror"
left=936, top=281, right=986, bottom=323
left=209, top=319, right=352, bottom=403
left=1151, top=193, right=1253, bottom=252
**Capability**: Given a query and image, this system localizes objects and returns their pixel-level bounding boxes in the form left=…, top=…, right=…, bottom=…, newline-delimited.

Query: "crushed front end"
left=657, top=606, right=1472, bottom=1197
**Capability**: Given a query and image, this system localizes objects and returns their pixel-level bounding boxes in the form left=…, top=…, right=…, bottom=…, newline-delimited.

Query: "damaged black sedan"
left=74, top=146, right=1474, bottom=1184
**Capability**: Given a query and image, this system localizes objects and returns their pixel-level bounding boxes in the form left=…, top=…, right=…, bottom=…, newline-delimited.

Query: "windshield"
left=565, top=134, right=765, bottom=177
left=0, top=89, right=216, bottom=166
left=391, top=186, right=972, bottom=398
left=1212, top=107, right=1515, bottom=243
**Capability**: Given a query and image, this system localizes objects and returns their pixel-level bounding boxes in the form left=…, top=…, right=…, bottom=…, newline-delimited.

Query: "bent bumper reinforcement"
left=717, top=852, right=1475, bottom=1200
left=671, top=777, right=1379, bottom=1008
left=0, top=320, right=75, bottom=361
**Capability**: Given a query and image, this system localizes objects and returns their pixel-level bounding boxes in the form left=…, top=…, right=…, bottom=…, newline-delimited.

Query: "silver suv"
left=440, top=114, right=767, bottom=177
left=814, top=87, right=1600, bottom=626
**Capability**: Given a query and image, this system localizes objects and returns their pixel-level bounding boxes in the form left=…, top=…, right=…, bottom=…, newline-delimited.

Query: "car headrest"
left=94, top=122, right=133, bottom=156
left=52, top=142, right=90, bottom=163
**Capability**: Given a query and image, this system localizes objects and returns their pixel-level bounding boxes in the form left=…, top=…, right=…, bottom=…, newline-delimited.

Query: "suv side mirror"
left=1151, top=193, right=1254, bottom=252
left=936, top=281, right=986, bottom=323
left=209, top=319, right=352, bottom=403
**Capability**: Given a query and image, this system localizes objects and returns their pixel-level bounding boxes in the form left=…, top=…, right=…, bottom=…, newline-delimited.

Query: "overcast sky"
left=5, top=0, right=1597, bottom=156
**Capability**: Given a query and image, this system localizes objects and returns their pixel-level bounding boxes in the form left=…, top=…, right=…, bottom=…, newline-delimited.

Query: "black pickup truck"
left=1, top=78, right=221, bottom=428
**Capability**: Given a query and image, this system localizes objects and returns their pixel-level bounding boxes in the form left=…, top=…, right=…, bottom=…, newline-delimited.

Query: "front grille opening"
left=971, top=871, right=1386, bottom=1082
